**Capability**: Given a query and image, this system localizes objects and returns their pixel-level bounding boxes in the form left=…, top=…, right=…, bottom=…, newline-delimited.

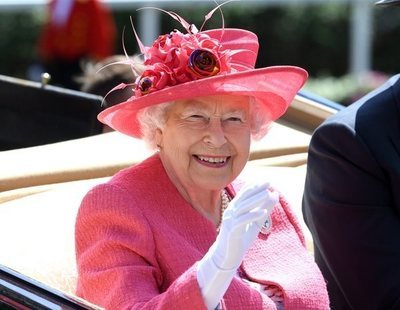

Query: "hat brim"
left=98, top=65, right=308, bottom=138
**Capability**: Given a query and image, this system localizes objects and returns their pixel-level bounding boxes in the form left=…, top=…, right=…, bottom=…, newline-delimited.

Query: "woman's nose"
left=203, top=118, right=227, bottom=147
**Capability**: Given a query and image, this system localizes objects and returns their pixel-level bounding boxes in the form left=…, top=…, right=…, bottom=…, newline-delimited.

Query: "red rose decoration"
left=135, top=30, right=232, bottom=96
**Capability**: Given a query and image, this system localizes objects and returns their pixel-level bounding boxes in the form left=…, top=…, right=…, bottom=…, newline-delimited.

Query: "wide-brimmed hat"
left=98, top=26, right=308, bottom=139
left=375, top=0, right=400, bottom=6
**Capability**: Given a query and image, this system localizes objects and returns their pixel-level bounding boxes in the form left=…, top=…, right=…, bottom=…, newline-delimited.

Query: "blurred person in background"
left=302, top=0, right=400, bottom=309
left=37, top=0, right=116, bottom=90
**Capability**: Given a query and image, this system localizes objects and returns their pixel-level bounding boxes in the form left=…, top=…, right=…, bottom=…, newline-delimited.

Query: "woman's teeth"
left=197, top=156, right=227, bottom=163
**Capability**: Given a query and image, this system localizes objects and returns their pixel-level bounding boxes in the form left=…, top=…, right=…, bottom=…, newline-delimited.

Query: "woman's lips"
left=193, top=155, right=230, bottom=168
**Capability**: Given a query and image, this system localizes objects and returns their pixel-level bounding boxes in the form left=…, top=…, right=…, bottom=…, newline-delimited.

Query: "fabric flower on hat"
left=135, top=29, right=233, bottom=97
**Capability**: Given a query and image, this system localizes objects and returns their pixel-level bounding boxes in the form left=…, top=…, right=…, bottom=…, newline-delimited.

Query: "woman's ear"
left=155, top=128, right=163, bottom=149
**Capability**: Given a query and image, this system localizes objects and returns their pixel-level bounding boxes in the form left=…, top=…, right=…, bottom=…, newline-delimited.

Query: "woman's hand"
left=213, top=182, right=278, bottom=270
left=197, top=182, right=278, bottom=309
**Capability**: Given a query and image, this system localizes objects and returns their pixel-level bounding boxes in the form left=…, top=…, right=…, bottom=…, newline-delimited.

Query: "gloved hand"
left=197, top=182, right=278, bottom=309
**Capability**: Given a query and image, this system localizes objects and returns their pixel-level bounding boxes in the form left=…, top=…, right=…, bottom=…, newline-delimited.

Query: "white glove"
left=197, top=182, right=278, bottom=310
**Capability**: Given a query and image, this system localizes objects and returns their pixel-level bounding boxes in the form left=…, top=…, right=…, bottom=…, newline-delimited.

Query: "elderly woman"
left=75, top=12, right=329, bottom=310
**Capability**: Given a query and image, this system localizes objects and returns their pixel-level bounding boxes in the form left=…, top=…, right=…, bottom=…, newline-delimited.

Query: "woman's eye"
left=226, top=116, right=243, bottom=122
left=188, top=114, right=207, bottom=121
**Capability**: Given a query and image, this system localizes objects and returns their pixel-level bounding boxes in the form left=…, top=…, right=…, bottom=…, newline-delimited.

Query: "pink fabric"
left=75, top=154, right=329, bottom=309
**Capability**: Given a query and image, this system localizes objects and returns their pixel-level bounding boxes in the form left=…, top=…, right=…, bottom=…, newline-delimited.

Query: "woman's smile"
left=193, top=155, right=231, bottom=168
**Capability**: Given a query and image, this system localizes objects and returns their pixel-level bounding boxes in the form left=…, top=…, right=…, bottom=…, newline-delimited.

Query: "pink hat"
left=98, top=26, right=308, bottom=138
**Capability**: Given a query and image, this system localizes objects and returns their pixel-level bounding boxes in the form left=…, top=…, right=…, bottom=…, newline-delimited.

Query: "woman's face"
left=156, top=94, right=252, bottom=192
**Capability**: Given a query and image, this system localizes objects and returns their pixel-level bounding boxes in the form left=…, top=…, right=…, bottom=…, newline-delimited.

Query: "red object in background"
left=37, top=0, right=117, bottom=89
left=38, top=0, right=116, bottom=62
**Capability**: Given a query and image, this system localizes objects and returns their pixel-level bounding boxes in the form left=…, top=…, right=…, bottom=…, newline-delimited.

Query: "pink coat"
left=75, top=154, right=329, bottom=309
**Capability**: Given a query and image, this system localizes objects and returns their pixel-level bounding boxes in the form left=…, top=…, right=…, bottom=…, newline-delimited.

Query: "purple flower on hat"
left=134, top=30, right=232, bottom=97
left=189, top=49, right=220, bottom=77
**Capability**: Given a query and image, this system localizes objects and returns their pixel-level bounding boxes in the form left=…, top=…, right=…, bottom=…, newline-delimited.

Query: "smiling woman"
left=150, top=95, right=252, bottom=207
left=74, top=5, right=330, bottom=310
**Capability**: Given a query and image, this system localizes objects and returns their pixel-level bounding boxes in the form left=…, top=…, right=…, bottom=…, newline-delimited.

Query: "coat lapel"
left=240, top=202, right=330, bottom=309
left=391, top=76, right=400, bottom=159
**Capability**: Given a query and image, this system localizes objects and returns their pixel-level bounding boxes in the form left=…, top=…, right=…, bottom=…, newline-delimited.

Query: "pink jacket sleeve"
left=75, top=183, right=207, bottom=310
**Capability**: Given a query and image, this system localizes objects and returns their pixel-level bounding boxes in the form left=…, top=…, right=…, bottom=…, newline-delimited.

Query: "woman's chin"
left=191, top=174, right=233, bottom=191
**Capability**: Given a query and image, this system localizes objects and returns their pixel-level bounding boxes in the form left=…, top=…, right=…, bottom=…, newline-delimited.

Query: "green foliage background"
left=0, top=3, right=399, bottom=103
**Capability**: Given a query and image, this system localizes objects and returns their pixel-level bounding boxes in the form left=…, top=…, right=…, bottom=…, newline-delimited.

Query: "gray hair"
left=137, top=97, right=272, bottom=150
left=137, top=101, right=174, bottom=150
left=249, top=97, right=272, bottom=140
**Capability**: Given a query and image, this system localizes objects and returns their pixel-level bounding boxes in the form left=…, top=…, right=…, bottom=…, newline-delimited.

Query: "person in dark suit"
left=302, top=1, right=400, bottom=309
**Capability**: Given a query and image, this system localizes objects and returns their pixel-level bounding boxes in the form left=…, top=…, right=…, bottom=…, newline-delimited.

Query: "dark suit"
left=303, top=74, right=400, bottom=310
